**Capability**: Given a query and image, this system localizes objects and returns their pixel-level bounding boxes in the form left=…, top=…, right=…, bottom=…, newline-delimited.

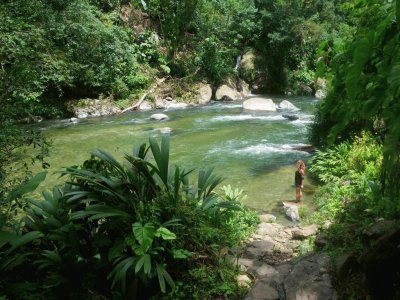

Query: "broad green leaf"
left=7, top=171, right=47, bottom=201
left=9, top=231, right=44, bottom=252
left=132, top=222, right=155, bottom=251
left=172, top=249, right=192, bottom=259
left=155, top=227, right=176, bottom=240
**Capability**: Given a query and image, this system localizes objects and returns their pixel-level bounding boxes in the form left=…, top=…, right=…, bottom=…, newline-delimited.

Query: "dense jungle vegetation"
left=1, top=0, right=400, bottom=299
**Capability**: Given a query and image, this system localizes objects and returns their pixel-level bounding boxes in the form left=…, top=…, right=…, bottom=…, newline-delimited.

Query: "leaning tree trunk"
left=120, top=77, right=166, bottom=113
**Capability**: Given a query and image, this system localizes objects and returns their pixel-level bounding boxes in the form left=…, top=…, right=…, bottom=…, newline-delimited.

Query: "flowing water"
left=34, top=95, right=319, bottom=220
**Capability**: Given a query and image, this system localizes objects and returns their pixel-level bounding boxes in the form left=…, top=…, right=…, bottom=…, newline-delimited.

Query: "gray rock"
left=69, top=117, right=78, bottom=123
left=257, top=223, right=281, bottom=236
left=196, top=83, right=212, bottom=104
left=238, top=79, right=251, bottom=98
left=237, top=258, right=263, bottom=273
left=335, top=253, right=359, bottom=278
left=216, top=84, right=240, bottom=101
left=245, top=281, right=279, bottom=300
left=139, top=100, right=152, bottom=110
left=237, top=274, right=252, bottom=288
left=243, top=98, right=277, bottom=111
left=284, top=253, right=337, bottom=300
left=165, top=101, right=188, bottom=109
left=362, top=220, right=398, bottom=238
left=256, top=264, right=279, bottom=277
left=72, top=98, right=120, bottom=119
left=249, top=240, right=275, bottom=251
left=155, top=97, right=166, bottom=109
left=292, top=225, right=318, bottom=240
left=150, top=113, right=169, bottom=121
left=315, top=89, right=327, bottom=99
left=314, top=78, right=327, bottom=99
left=221, top=95, right=234, bottom=101
left=77, top=112, right=88, bottom=119
left=283, top=204, right=300, bottom=222
left=245, top=247, right=270, bottom=260
left=282, top=114, right=299, bottom=121
left=278, top=100, right=299, bottom=111
left=260, top=214, right=277, bottom=223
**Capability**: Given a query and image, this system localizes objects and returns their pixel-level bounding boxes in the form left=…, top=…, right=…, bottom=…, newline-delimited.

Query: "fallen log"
left=120, top=77, right=166, bottom=114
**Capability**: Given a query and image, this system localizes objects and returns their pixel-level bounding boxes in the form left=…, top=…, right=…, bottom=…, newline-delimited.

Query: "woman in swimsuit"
left=295, top=160, right=305, bottom=202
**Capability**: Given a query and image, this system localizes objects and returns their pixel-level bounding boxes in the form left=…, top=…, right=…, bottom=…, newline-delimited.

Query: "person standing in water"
left=295, top=160, right=305, bottom=202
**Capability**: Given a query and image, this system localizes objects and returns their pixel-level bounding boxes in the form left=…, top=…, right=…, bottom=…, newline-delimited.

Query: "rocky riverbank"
left=230, top=214, right=337, bottom=300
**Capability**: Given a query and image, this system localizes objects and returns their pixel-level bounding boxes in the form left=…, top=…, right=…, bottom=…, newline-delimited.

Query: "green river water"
left=34, top=95, right=318, bottom=220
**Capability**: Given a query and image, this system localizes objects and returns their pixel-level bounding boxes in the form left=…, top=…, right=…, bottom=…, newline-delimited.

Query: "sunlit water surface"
left=34, top=95, right=319, bottom=222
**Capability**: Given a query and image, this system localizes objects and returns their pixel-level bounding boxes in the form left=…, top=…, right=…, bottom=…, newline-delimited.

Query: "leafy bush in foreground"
left=0, top=136, right=258, bottom=299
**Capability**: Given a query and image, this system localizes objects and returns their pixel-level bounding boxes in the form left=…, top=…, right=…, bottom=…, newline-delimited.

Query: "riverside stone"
left=237, top=274, right=252, bottom=288
left=150, top=113, right=169, bottom=121
left=291, top=225, right=318, bottom=240
left=278, top=100, right=299, bottom=111
left=255, top=264, right=279, bottom=277
left=243, top=98, right=277, bottom=111
left=245, top=282, right=279, bottom=300
left=238, top=213, right=337, bottom=300
left=216, top=84, right=240, bottom=101
left=284, top=253, right=336, bottom=300
left=260, top=214, right=277, bottom=223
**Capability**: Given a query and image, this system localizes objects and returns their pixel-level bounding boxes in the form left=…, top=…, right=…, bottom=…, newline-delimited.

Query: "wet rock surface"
left=233, top=216, right=337, bottom=300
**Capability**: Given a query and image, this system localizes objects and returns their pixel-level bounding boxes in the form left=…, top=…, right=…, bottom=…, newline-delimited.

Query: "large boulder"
left=139, top=101, right=152, bottom=110
left=315, top=77, right=327, bottom=99
left=238, top=79, right=251, bottom=98
left=243, top=98, right=277, bottom=111
left=215, top=84, right=241, bottom=101
left=70, top=98, right=120, bottom=119
left=278, top=100, right=299, bottom=111
left=165, top=101, right=189, bottom=110
left=315, top=89, right=327, bottom=99
left=284, top=253, right=337, bottom=300
left=150, top=113, right=169, bottom=121
left=196, top=83, right=213, bottom=104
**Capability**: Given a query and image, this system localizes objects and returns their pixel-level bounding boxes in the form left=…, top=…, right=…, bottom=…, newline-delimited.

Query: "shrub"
left=0, top=136, right=257, bottom=299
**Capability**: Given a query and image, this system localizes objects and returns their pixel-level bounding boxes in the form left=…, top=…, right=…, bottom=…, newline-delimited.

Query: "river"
left=34, top=95, right=318, bottom=220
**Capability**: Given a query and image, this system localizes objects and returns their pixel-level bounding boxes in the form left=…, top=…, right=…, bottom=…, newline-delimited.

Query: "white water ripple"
left=234, top=143, right=312, bottom=155
left=210, top=114, right=285, bottom=122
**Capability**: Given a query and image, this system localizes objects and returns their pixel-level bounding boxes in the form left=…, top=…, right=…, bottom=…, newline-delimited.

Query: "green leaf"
left=135, top=254, right=151, bottom=274
left=156, top=263, right=175, bottom=293
left=149, top=136, right=170, bottom=186
left=132, top=222, right=155, bottom=251
left=7, top=171, right=47, bottom=201
left=0, top=232, right=15, bottom=248
left=155, top=227, right=176, bottom=240
left=172, top=249, right=192, bottom=259
left=85, top=205, right=131, bottom=220
left=9, top=231, right=44, bottom=252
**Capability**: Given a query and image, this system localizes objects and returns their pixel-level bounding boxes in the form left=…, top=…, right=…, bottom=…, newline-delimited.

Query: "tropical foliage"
left=310, top=0, right=400, bottom=199
left=0, top=136, right=258, bottom=299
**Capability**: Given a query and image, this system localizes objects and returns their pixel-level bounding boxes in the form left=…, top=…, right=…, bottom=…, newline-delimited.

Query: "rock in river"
left=243, top=98, right=277, bottom=111
left=150, top=113, right=169, bottom=121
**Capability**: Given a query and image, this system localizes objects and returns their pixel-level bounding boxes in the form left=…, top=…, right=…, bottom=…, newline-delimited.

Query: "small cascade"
left=234, top=55, right=242, bottom=71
